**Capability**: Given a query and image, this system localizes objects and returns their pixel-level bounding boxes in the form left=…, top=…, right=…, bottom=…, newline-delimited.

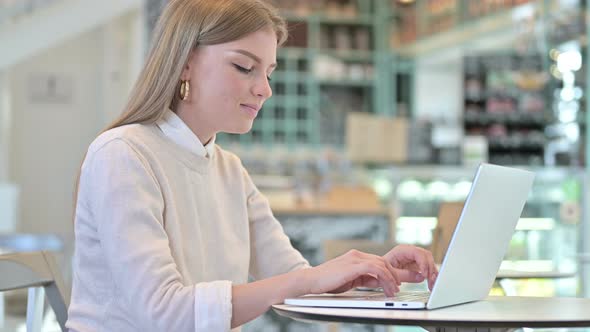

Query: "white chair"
left=0, top=251, right=69, bottom=332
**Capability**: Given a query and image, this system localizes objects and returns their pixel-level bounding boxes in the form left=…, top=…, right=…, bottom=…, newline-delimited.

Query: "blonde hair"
left=110, top=0, right=286, bottom=130
left=73, top=0, right=287, bottom=215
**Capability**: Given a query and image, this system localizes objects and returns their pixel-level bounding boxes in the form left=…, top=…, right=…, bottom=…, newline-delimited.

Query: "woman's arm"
left=231, top=247, right=437, bottom=328
left=231, top=267, right=307, bottom=327
left=82, top=139, right=232, bottom=331
left=237, top=163, right=437, bottom=328
left=82, top=140, right=435, bottom=330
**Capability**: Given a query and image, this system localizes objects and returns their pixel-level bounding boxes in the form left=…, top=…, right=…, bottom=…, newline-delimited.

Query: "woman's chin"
left=225, top=124, right=253, bottom=135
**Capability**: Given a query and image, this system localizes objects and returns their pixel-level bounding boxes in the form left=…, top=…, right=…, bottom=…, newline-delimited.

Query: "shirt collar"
left=156, top=109, right=216, bottom=158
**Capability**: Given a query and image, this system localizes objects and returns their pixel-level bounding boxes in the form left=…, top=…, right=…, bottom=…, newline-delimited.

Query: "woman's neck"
left=175, top=104, right=214, bottom=145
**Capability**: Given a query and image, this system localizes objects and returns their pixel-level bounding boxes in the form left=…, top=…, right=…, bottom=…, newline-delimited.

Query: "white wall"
left=101, top=12, right=140, bottom=125
left=9, top=28, right=103, bottom=238
left=0, top=0, right=143, bottom=70
left=7, top=12, right=139, bottom=245
left=0, top=72, right=7, bottom=182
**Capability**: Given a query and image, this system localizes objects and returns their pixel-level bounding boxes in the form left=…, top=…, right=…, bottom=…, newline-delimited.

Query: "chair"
left=430, top=202, right=463, bottom=264
left=0, top=251, right=69, bottom=332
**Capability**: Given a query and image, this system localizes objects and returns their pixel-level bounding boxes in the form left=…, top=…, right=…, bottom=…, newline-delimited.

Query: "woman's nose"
left=253, top=76, right=272, bottom=99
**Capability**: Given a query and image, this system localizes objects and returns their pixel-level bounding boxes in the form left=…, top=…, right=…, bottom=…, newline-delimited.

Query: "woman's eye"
left=233, top=64, right=252, bottom=74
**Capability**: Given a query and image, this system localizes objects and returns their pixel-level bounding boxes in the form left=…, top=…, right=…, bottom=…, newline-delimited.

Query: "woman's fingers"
left=400, top=246, right=437, bottom=287
left=353, top=252, right=400, bottom=296
left=310, top=249, right=414, bottom=296
left=395, top=268, right=425, bottom=283
left=408, top=248, right=431, bottom=280
left=345, top=252, right=395, bottom=294
left=382, top=257, right=401, bottom=286
left=358, top=261, right=398, bottom=296
left=346, top=246, right=441, bottom=294
left=382, top=245, right=439, bottom=290
left=357, top=275, right=380, bottom=288
left=411, top=249, right=437, bottom=290
left=417, top=247, right=437, bottom=290
left=360, top=251, right=401, bottom=283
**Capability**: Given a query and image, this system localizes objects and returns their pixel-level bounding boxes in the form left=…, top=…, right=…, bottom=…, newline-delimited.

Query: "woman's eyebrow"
left=229, top=49, right=277, bottom=69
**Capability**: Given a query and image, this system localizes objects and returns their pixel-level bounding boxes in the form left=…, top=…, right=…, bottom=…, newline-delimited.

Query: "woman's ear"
left=180, top=51, right=196, bottom=81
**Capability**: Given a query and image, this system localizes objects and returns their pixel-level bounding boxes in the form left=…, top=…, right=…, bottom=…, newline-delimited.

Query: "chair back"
left=0, top=251, right=69, bottom=331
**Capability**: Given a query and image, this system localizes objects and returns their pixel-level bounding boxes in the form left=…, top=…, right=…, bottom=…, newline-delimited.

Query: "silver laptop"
left=285, top=163, right=535, bottom=310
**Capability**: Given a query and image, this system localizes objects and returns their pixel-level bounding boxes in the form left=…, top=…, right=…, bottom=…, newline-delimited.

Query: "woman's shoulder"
left=87, top=123, right=159, bottom=157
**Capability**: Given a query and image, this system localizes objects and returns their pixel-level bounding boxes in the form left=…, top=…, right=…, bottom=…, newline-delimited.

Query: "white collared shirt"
left=156, top=109, right=216, bottom=158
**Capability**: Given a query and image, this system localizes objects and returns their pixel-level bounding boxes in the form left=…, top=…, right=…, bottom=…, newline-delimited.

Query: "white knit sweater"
left=66, top=110, right=309, bottom=332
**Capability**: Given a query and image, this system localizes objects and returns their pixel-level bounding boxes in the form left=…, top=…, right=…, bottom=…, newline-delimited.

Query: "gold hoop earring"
left=180, top=80, right=190, bottom=101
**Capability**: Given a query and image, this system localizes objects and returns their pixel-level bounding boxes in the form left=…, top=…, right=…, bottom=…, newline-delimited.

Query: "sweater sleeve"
left=242, top=166, right=310, bottom=280
left=82, top=138, right=232, bottom=331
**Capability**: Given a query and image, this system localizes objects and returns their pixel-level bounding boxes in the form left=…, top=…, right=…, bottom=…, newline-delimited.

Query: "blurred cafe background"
left=1, top=0, right=590, bottom=331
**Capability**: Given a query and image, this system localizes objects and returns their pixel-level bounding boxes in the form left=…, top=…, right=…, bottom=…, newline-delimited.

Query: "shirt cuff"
left=194, top=280, right=233, bottom=331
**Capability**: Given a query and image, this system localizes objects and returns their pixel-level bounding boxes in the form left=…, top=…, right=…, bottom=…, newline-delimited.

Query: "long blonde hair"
left=110, top=0, right=286, bottom=129
left=73, top=0, right=287, bottom=215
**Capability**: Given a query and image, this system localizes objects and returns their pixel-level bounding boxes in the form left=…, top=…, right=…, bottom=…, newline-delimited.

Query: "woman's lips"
left=240, top=104, right=259, bottom=118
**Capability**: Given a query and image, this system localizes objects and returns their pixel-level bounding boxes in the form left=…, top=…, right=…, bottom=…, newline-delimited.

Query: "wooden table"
left=273, top=296, right=590, bottom=332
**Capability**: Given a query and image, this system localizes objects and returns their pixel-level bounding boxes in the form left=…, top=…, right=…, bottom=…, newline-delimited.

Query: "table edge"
left=271, top=305, right=590, bottom=328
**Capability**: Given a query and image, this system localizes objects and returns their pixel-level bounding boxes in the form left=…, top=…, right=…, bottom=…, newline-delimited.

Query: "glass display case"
left=370, top=165, right=584, bottom=297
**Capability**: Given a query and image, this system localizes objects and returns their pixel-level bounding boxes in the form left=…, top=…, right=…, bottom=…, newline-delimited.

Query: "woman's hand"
left=302, top=249, right=402, bottom=297
left=301, top=245, right=438, bottom=298
left=383, top=244, right=438, bottom=290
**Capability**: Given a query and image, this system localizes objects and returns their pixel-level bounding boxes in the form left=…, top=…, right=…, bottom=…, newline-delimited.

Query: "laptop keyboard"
left=362, top=291, right=430, bottom=302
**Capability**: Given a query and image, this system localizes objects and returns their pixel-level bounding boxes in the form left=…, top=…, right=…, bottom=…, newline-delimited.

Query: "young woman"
left=66, top=0, right=438, bottom=331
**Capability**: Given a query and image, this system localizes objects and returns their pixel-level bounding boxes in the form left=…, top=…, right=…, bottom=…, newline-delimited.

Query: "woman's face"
left=178, top=28, right=277, bottom=142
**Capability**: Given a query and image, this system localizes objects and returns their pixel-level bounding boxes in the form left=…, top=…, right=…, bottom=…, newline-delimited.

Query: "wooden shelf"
left=395, top=4, right=524, bottom=57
